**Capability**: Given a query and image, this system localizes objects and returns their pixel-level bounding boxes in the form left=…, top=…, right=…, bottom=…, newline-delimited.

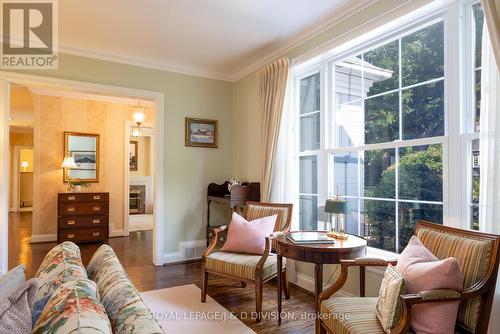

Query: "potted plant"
left=68, top=179, right=90, bottom=193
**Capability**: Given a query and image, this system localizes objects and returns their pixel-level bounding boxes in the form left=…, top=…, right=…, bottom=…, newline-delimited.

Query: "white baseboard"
left=291, top=272, right=354, bottom=297
left=30, top=234, right=56, bottom=243
left=159, top=239, right=206, bottom=265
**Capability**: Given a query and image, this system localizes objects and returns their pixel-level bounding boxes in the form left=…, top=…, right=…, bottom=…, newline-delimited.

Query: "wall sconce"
left=21, top=161, right=29, bottom=172
left=132, top=102, right=146, bottom=137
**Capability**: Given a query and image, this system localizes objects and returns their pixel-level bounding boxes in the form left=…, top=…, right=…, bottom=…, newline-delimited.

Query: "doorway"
left=125, top=125, right=155, bottom=234
left=0, top=72, right=166, bottom=274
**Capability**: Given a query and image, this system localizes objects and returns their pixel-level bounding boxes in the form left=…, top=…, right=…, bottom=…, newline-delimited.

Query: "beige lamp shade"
left=20, top=161, right=29, bottom=168
left=61, top=156, right=77, bottom=169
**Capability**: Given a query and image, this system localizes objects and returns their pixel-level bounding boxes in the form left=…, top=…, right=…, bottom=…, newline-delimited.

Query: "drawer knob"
left=93, top=206, right=101, bottom=211
left=93, top=195, right=101, bottom=200
left=67, top=233, right=75, bottom=239
left=67, top=220, right=76, bottom=225
left=92, top=219, right=100, bottom=224
left=68, top=196, right=76, bottom=201
left=93, top=232, right=100, bottom=237
left=67, top=207, right=75, bottom=212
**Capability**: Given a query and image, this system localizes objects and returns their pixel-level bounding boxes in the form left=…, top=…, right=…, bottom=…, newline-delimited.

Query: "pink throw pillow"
left=221, top=213, right=277, bottom=255
left=397, top=236, right=463, bottom=334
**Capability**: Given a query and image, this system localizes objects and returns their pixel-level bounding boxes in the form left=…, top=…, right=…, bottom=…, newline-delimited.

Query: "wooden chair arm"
left=255, top=235, right=273, bottom=276
left=201, top=225, right=227, bottom=261
left=391, top=289, right=462, bottom=334
left=319, top=257, right=397, bottom=303
left=353, top=256, right=398, bottom=266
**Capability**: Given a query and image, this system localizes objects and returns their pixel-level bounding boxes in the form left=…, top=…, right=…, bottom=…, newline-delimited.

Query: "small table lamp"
left=61, top=156, right=77, bottom=178
left=21, top=161, right=29, bottom=172
left=325, top=198, right=350, bottom=240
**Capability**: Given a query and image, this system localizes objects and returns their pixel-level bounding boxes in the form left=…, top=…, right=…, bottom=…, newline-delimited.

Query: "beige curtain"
left=481, top=0, right=500, bottom=68
left=257, top=57, right=290, bottom=202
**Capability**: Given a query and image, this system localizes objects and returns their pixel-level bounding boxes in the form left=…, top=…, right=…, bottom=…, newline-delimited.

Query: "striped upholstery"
left=320, top=297, right=385, bottom=334
left=205, top=251, right=284, bottom=280
left=417, top=226, right=494, bottom=333
left=245, top=203, right=291, bottom=232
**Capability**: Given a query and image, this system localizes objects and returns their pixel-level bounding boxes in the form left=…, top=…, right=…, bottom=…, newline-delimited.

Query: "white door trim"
left=0, top=71, right=167, bottom=273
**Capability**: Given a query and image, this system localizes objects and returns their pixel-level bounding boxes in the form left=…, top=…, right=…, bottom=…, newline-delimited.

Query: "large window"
left=296, top=1, right=486, bottom=252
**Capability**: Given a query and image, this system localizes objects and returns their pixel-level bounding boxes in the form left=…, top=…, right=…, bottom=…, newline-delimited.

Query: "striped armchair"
left=201, top=201, right=293, bottom=322
left=317, top=221, right=500, bottom=334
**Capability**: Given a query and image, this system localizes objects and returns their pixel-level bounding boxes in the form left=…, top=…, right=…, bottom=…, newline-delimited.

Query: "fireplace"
left=129, top=185, right=146, bottom=214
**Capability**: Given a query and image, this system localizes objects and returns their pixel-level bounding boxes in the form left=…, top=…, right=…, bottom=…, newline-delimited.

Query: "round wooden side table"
left=275, top=231, right=367, bottom=324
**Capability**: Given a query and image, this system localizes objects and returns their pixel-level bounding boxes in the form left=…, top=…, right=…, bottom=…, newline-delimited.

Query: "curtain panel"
left=481, top=0, right=500, bottom=68
left=257, top=57, right=290, bottom=202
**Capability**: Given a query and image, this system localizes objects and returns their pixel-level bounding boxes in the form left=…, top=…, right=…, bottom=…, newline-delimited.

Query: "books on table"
left=287, top=231, right=335, bottom=244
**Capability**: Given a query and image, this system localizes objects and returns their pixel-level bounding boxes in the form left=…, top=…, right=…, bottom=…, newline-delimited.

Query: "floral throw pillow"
left=376, top=264, right=407, bottom=333
left=33, top=278, right=112, bottom=334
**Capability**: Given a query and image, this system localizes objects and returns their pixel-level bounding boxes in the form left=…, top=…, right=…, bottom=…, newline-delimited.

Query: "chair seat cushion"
left=205, top=251, right=284, bottom=280
left=320, top=297, right=385, bottom=334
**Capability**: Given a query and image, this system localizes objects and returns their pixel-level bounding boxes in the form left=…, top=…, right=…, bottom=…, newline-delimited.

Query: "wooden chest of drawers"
left=57, top=192, right=109, bottom=243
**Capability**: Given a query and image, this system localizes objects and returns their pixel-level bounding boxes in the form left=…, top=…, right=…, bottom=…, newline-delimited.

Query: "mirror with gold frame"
left=63, top=132, right=99, bottom=183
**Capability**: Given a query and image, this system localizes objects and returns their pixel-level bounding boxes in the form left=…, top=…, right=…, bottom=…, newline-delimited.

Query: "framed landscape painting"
left=185, top=118, right=217, bottom=148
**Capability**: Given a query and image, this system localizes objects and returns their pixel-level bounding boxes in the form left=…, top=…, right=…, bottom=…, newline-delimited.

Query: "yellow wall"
left=32, top=94, right=155, bottom=235
left=8, top=132, right=34, bottom=209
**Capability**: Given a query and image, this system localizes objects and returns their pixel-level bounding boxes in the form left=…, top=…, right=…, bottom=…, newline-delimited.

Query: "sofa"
left=24, top=242, right=163, bottom=333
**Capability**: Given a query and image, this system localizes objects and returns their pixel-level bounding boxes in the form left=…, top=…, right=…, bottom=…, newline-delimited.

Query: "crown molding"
left=28, top=87, right=156, bottom=106
left=49, top=0, right=378, bottom=83
left=230, top=0, right=378, bottom=81
left=59, top=46, right=234, bottom=82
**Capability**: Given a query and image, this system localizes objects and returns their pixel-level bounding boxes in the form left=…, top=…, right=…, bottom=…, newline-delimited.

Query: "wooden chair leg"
left=201, top=269, right=208, bottom=303
left=241, top=281, right=247, bottom=288
left=317, top=320, right=327, bottom=334
left=255, top=277, right=263, bottom=323
left=283, top=267, right=290, bottom=300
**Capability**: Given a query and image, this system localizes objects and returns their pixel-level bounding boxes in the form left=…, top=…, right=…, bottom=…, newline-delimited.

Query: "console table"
left=206, top=181, right=260, bottom=245
left=275, top=231, right=367, bottom=325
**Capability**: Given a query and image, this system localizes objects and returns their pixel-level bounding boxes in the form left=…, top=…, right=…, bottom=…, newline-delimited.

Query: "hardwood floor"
left=9, top=212, right=316, bottom=333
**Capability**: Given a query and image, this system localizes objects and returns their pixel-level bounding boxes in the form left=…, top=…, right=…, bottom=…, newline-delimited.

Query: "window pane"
left=299, top=195, right=318, bottom=230
left=399, top=202, right=443, bottom=251
left=334, top=99, right=363, bottom=147
left=362, top=149, right=395, bottom=199
left=475, top=69, right=481, bottom=132
left=342, top=198, right=359, bottom=235
left=471, top=205, right=479, bottom=231
left=402, top=80, right=444, bottom=140
left=365, top=92, right=399, bottom=144
left=362, top=199, right=396, bottom=252
left=300, top=113, right=320, bottom=151
left=399, top=144, right=443, bottom=202
left=473, top=3, right=484, bottom=69
left=300, top=73, right=320, bottom=115
left=334, top=56, right=363, bottom=104
left=471, top=139, right=480, bottom=204
left=332, top=152, right=358, bottom=197
left=364, top=40, right=399, bottom=96
left=402, top=21, right=444, bottom=86
left=300, top=156, right=317, bottom=194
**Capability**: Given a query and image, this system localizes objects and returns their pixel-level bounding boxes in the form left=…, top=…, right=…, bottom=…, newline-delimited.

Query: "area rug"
left=140, top=284, right=255, bottom=334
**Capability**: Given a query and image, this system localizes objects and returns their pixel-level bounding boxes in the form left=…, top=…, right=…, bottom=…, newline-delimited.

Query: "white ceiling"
left=59, top=0, right=368, bottom=81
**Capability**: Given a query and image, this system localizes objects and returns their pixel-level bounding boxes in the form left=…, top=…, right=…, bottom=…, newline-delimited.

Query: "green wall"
left=10, top=53, right=234, bottom=253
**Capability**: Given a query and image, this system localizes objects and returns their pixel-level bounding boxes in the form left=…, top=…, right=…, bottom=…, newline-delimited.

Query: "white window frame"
left=294, top=0, right=482, bottom=254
